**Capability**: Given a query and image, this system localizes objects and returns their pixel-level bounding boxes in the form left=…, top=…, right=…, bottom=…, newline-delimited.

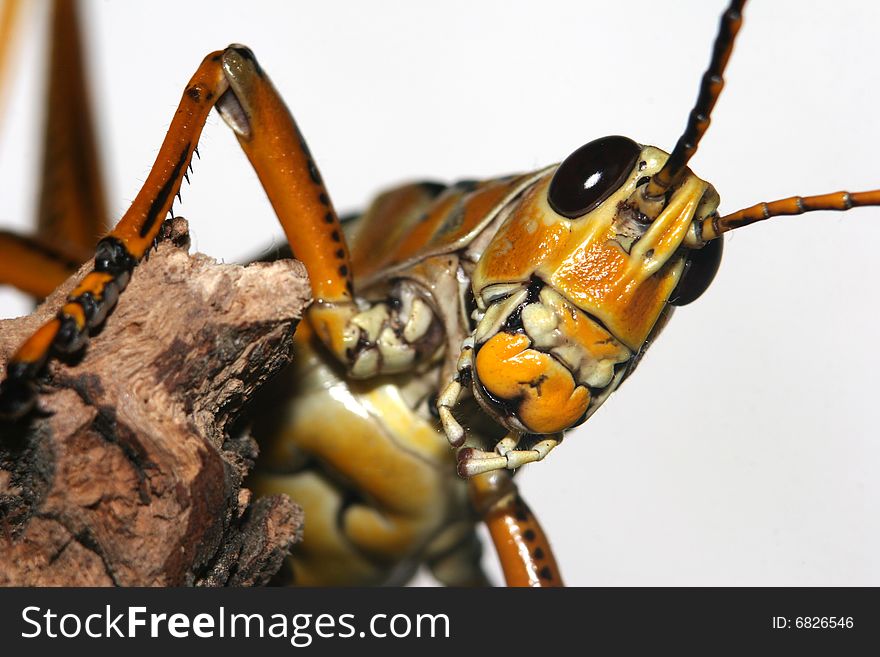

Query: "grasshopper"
left=0, top=0, right=869, bottom=584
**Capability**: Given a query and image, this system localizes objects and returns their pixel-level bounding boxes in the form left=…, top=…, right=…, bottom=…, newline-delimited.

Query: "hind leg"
left=0, top=0, right=106, bottom=302
left=0, top=231, right=85, bottom=298
left=36, top=0, right=109, bottom=251
left=0, top=43, right=444, bottom=417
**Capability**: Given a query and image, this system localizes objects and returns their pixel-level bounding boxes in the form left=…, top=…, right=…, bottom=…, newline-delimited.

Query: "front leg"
left=0, top=45, right=441, bottom=416
left=0, top=50, right=227, bottom=416
left=217, top=48, right=445, bottom=376
left=311, top=281, right=444, bottom=378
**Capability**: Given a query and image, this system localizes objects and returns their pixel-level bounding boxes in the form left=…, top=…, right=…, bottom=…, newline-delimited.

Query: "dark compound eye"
left=669, top=236, right=724, bottom=306
left=548, top=135, right=641, bottom=218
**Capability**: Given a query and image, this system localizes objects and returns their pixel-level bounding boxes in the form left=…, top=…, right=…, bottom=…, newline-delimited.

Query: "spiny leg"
left=468, top=470, right=563, bottom=587
left=217, top=48, right=439, bottom=377
left=0, top=45, right=443, bottom=417
left=213, top=48, right=446, bottom=378
left=0, top=50, right=229, bottom=417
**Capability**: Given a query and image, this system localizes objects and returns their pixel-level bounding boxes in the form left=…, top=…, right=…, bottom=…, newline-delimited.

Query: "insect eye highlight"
left=548, top=135, right=641, bottom=218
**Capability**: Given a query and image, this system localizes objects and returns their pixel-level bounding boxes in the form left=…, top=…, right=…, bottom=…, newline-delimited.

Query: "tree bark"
left=0, top=218, right=307, bottom=586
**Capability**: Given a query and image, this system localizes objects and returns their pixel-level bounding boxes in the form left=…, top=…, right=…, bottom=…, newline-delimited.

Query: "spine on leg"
left=0, top=52, right=229, bottom=419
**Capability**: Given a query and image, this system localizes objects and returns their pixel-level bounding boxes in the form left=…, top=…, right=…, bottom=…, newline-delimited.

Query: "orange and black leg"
left=35, top=0, right=109, bottom=251
left=469, top=470, right=564, bottom=587
left=217, top=48, right=444, bottom=377
left=0, top=231, right=84, bottom=298
left=0, top=0, right=104, bottom=301
left=0, top=49, right=227, bottom=416
left=0, top=45, right=441, bottom=417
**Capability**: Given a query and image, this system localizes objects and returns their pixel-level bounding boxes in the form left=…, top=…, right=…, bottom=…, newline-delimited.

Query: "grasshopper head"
left=437, top=4, right=775, bottom=475
left=464, top=136, right=721, bottom=438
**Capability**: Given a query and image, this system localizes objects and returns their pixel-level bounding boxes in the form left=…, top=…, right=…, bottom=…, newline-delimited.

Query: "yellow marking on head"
left=472, top=146, right=715, bottom=351
left=475, top=332, right=590, bottom=434
left=473, top=177, right=570, bottom=284
left=525, top=288, right=632, bottom=387
left=548, top=173, right=708, bottom=349
left=628, top=175, right=705, bottom=279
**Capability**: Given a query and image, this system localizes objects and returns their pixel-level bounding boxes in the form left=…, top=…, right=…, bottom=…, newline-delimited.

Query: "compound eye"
left=669, top=236, right=724, bottom=306
left=548, top=135, right=641, bottom=218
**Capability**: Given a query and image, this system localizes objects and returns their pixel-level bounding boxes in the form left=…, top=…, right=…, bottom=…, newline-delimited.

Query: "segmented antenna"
left=701, top=188, right=880, bottom=240
left=643, top=0, right=747, bottom=202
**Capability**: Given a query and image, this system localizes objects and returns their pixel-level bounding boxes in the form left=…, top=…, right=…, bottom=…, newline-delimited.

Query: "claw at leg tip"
left=456, top=447, right=507, bottom=478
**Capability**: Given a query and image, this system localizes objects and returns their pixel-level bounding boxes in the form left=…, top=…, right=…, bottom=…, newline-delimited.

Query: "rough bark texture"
left=0, top=218, right=307, bottom=586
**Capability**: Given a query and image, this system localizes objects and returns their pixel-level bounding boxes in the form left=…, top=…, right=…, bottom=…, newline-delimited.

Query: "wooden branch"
left=0, top=218, right=308, bottom=586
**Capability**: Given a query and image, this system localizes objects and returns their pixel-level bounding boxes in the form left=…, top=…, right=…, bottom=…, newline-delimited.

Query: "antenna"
left=642, top=0, right=747, bottom=204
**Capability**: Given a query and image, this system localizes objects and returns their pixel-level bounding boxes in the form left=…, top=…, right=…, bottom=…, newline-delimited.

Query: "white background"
left=1, top=0, right=878, bottom=586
